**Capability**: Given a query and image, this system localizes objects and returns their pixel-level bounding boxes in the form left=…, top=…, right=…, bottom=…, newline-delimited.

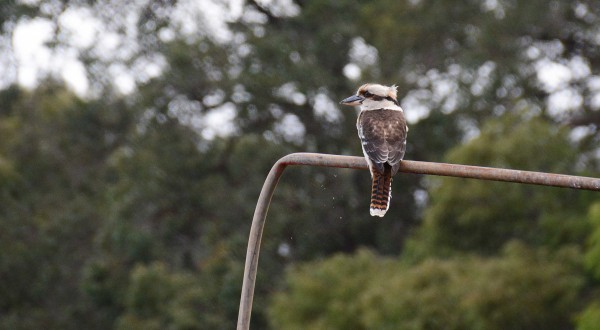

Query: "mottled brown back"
left=357, top=109, right=407, bottom=175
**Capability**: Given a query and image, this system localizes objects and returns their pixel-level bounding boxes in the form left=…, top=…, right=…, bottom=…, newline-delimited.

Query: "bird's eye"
left=364, top=91, right=373, bottom=97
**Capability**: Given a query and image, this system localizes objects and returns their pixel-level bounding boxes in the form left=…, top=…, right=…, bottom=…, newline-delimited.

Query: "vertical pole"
left=237, top=159, right=287, bottom=330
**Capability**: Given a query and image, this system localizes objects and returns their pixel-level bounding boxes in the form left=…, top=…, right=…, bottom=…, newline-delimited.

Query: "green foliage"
left=406, top=113, right=590, bottom=258
left=577, top=303, right=600, bottom=330
left=115, top=262, right=205, bottom=330
left=578, top=201, right=600, bottom=330
left=270, top=244, right=584, bottom=330
left=269, top=249, right=392, bottom=329
left=2, top=0, right=600, bottom=329
left=584, top=202, right=600, bottom=279
left=0, top=83, right=134, bottom=328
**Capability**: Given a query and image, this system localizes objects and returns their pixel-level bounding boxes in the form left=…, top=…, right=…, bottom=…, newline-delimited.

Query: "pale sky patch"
left=343, top=63, right=361, bottom=81
left=275, top=113, right=305, bottom=144
left=536, top=59, right=572, bottom=92
left=547, top=88, right=583, bottom=117
left=171, top=0, right=235, bottom=43
left=13, top=17, right=54, bottom=89
left=201, top=102, right=238, bottom=140
left=60, top=56, right=89, bottom=95
left=349, top=37, right=378, bottom=66
left=59, top=7, right=101, bottom=48
left=569, top=125, right=594, bottom=142
left=275, top=82, right=307, bottom=105
left=313, top=93, right=342, bottom=123
left=253, top=0, right=300, bottom=17
left=401, top=89, right=432, bottom=124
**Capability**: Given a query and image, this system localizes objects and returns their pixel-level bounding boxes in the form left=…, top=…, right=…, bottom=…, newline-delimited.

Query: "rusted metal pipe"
left=237, top=152, right=600, bottom=329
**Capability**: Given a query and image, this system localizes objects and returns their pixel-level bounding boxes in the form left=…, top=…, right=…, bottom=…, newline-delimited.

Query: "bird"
left=340, top=83, right=408, bottom=217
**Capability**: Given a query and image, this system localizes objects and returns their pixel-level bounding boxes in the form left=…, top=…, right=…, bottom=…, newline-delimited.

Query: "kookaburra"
left=340, top=83, right=408, bottom=217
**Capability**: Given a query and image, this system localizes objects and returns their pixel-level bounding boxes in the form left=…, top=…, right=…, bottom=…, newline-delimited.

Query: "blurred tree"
left=0, top=82, right=134, bottom=328
left=405, top=112, right=593, bottom=258
left=578, top=201, right=600, bottom=329
left=578, top=303, right=600, bottom=330
left=269, top=244, right=584, bottom=330
left=114, top=262, right=205, bottom=330
left=585, top=201, right=600, bottom=278
left=1, top=0, right=600, bottom=329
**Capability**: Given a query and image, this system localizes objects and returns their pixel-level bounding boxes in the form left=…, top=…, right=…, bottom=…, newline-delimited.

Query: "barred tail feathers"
left=370, top=166, right=392, bottom=217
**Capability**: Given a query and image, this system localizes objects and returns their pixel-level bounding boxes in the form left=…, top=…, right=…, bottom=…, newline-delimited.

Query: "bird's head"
left=340, top=83, right=400, bottom=110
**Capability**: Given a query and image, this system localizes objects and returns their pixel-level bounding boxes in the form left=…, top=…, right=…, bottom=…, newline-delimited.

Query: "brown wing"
left=357, top=109, right=408, bottom=175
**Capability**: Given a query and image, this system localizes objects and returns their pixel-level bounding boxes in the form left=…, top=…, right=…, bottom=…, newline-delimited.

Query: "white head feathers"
left=358, top=83, right=398, bottom=101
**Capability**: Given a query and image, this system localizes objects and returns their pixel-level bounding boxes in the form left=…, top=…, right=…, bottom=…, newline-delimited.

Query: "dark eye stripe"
left=361, top=91, right=399, bottom=105
left=385, top=96, right=400, bottom=105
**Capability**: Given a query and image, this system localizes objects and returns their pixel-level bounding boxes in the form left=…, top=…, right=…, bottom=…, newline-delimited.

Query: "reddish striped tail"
left=370, top=167, right=392, bottom=217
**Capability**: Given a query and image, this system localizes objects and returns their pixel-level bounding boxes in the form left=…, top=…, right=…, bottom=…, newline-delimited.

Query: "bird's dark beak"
left=340, top=95, right=364, bottom=106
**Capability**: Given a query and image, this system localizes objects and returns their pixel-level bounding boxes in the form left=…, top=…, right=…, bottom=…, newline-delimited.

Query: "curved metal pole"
left=237, top=153, right=600, bottom=329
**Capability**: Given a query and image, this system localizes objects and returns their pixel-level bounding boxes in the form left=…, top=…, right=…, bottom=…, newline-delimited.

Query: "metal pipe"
left=237, top=152, right=600, bottom=329
left=237, top=157, right=287, bottom=329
